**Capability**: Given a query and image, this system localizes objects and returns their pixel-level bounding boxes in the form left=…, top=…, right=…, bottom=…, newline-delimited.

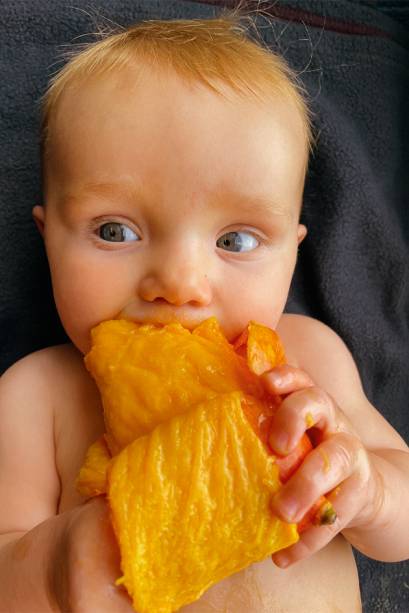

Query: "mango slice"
left=108, top=391, right=298, bottom=613
left=77, top=316, right=301, bottom=612
left=76, top=436, right=111, bottom=496
left=83, top=317, right=279, bottom=456
left=233, top=320, right=286, bottom=375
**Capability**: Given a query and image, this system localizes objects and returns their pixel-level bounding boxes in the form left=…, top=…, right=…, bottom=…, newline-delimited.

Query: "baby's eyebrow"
left=62, top=182, right=294, bottom=218
left=223, top=196, right=294, bottom=219
left=61, top=182, right=134, bottom=205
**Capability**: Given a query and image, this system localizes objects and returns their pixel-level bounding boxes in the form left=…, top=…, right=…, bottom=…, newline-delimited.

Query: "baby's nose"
left=139, top=264, right=212, bottom=307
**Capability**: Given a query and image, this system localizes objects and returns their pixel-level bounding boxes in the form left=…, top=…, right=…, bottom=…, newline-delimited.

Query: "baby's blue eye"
left=99, top=222, right=139, bottom=242
left=216, top=231, right=259, bottom=252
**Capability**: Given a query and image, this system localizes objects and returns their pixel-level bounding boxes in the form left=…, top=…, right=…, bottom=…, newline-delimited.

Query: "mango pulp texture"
left=77, top=317, right=299, bottom=613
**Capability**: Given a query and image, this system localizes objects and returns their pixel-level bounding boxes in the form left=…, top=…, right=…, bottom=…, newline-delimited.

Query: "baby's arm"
left=0, top=350, right=132, bottom=612
left=266, top=316, right=409, bottom=566
left=0, top=351, right=62, bottom=610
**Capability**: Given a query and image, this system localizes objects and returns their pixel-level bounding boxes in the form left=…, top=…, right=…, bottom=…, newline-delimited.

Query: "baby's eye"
left=216, top=231, right=259, bottom=253
left=98, top=222, right=140, bottom=242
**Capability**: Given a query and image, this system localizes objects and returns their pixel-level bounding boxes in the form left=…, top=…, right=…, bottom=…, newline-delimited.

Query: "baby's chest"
left=52, top=358, right=105, bottom=513
left=180, top=537, right=360, bottom=613
left=56, top=416, right=105, bottom=512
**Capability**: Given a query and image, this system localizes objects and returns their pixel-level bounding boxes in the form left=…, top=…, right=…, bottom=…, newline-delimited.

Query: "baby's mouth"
left=118, top=311, right=212, bottom=331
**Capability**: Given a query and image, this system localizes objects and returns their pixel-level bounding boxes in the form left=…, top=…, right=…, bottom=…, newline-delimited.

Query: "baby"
left=1, top=8, right=408, bottom=613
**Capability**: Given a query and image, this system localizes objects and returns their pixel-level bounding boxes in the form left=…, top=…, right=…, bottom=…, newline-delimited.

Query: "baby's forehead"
left=44, top=70, right=308, bottom=209
left=52, top=64, right=306, bottom=141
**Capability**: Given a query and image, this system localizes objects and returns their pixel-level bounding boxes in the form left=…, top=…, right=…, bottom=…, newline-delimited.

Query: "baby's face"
left=34, top=66, right=307, bottom=354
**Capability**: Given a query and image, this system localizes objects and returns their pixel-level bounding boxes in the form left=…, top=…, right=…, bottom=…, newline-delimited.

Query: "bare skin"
left=1, top=65, right=408, bottom=611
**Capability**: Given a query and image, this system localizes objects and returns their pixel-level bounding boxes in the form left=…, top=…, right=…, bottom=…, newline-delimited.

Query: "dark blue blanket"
left=1, top=1, right=408, bottom=610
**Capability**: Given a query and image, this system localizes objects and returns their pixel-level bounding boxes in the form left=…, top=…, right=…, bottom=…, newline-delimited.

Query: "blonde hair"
left=39, top=3, right=314, bottom=186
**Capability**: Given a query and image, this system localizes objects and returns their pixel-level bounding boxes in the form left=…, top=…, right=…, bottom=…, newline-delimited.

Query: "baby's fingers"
left=261, top=364, right=315, bottom=396
left=271, top=432, right=366, bottom=525
left=268, top=386, right=341, bottom=456
left=272, top=470, right=366, bottom=568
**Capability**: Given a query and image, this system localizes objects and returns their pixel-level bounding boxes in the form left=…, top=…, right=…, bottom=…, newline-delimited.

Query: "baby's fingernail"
left=264, top=371, right=284, bottom=388
left=271, top=493, right=298, bottom=522
left=273, top=553, right=291, bottom=568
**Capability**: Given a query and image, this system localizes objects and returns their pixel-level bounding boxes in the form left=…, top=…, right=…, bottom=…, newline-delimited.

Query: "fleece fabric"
left=0, top=1, right=408, bottom=611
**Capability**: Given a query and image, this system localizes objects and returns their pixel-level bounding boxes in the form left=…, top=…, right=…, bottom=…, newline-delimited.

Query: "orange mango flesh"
left=83, top=317, right=267, bottom=456
left=77, top=316, right=331, bottom=612
left=77, top=316, right=286, bottom=496
left=76, top=436, right=111, bottom=498
left=108, top=392, right=298, bottom=613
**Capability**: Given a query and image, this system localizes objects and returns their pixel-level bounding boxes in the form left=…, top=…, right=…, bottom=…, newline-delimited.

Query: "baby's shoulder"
left=277, top=312, right=351, bottom=363
left=1, top=343, right=88, bottom=396
left=0, top=343, right=102, bottom=427
left=276, top=313, right=365, bottom=403
left=0, top=344, right=104, bottom=513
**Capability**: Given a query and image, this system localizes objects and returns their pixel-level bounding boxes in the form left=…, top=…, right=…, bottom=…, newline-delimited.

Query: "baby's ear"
left=297, top=224, right=307, bottom=245
left=32, top=205, right=45, bottom=238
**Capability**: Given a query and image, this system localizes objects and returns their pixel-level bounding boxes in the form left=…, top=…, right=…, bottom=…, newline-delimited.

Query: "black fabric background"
left=0, top=1, right=408, bottom=610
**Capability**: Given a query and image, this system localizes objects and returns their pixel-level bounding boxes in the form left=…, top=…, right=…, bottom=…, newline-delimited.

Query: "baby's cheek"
left=220, top=275, right=287, bottom=339
left=51, top=256, right=127, bottom=352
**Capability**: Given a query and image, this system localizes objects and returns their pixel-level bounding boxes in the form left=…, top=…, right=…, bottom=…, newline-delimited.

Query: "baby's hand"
left=50, top=497, right=132, bottom=611
left=261, top=365, right=376, bottom=568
